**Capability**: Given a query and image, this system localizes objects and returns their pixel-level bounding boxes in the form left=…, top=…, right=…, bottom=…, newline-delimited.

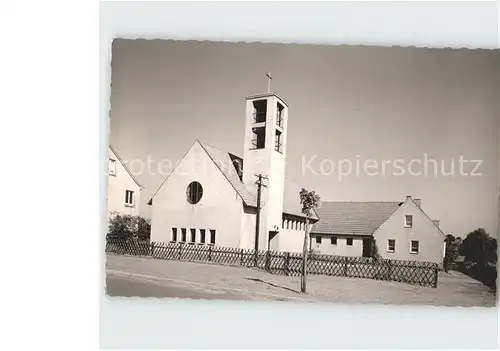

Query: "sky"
left=109, top=39, right=499, bottom=238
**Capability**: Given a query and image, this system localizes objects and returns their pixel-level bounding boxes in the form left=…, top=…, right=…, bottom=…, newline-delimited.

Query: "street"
left=106, top=270, right=314, bottom=302
left=105, top=254, right=496, bottom=307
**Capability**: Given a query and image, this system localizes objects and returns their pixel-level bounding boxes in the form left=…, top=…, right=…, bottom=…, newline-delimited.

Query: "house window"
left=387, top=239, right=395, bottom=252
left=171, top=228, right=177, bottom=242
left=315, top=236, right=322, bottom=244
left=404, top=215, right=413, bottom=228
left=346, top=238, right=353, bottom=246
left=109, top=158, right=116, bottom=176
left=186, top=181, right=203, bottom=204
left=410, top=240, right=419, bottom=254
left=125, top=190, right=134, bottom=206
left=181, top=228, right=186, bottom=243
left=200, top=229, right=206, bottom=244
left=190, top=229, right=196, bottom=244
left=331, top=237, right=337, bottom=245
left=210, top=229, right=216, bottom=245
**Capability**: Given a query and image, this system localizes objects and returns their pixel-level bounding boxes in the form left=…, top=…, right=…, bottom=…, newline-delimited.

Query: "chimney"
left=414, top=199, right=422, bottom=207
left=432, top=220, right=440, bottom=228
left=405, top=195, right=411, bottom=201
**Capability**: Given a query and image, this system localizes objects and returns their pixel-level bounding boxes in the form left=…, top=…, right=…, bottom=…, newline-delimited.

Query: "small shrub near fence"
left=105, top=237, right=438, bottom=288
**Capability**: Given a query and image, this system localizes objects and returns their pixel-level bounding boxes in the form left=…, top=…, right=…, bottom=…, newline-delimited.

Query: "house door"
left=362, top=238, right=372, bottom=258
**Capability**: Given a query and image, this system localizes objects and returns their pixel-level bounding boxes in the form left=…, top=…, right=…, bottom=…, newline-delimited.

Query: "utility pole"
left=254, top=173, right=268, bottom=266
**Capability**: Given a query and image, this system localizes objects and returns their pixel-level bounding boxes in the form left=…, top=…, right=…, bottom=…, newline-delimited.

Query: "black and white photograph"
left=105, top=39, right=498, bottom=307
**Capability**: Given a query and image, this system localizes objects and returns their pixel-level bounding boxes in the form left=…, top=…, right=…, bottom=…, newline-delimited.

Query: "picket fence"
left=105, top=237, right=439, bottom=288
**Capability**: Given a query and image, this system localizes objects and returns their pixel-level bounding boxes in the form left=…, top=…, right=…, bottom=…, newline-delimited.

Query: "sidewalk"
left=105, top=254, right=496, bottom=306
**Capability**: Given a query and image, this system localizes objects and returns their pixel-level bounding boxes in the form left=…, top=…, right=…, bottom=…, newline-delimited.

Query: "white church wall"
left=107, top=147, right=141, bottom=219
left=240, top=206, right=257, bottom=250
left=277, top=228, right=306, bottom=253
left=150, top=142, right=244, bottom=248
left=265, top=151, right=286, bottom=239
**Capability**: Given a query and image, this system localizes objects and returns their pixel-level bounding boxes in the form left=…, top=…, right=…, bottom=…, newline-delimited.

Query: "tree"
left=459, top=228, right=497, bottom=266
left=371, top=238, right=382, bottom=262
left=137, top=216, right=152, bottom=241
left=443, top=234, right=461, bottom=272
left=459, top=228, right=497, bottom=289
left=299, top=188, right=321, bottom=294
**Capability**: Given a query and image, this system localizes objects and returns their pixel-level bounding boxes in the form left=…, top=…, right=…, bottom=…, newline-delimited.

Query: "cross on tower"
left=266, top=71, right=273, bottom=93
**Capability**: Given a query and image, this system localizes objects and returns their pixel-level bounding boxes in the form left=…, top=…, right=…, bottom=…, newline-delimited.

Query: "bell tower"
left=242, top=73, right=289, bottom=250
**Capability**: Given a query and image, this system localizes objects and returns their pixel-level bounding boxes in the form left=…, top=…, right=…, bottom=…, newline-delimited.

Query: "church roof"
left=199, top=141, right=318, bottom=220
left=311, top=201, right=403, bottom=236
left=199, top=141, right=258, bottom=206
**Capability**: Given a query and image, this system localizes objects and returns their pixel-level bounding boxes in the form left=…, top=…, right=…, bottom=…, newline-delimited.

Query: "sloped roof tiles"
left=311, top=201, right=403, bottom=236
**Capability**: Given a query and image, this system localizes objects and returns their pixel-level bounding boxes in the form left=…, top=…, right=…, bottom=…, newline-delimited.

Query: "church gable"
left=151, top=140, right=244, bottom=206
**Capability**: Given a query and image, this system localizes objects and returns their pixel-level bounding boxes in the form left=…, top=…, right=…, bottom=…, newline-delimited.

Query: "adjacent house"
left=310, top=196, right=446, bottom=264
left=107, top=145, right=144, bottom=218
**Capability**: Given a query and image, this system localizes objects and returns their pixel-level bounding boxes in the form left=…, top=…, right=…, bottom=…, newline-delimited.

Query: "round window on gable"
left=186, top=181, right=203, bottom=204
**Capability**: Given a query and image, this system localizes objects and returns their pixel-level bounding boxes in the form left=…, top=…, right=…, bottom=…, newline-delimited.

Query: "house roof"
left=148, top=140, right=317, bottom=220
left=311, top=201, right=403, bottom=236
left=109, top=145, right=145, bottom=190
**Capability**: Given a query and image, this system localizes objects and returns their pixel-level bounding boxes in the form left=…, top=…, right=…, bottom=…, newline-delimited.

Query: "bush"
left=108, top=212, right=151, bottom=241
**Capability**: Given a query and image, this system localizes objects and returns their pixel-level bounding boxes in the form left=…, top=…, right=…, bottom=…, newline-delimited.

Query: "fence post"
left=240, top=249, right=244, bottom=266
left=178, top=243, right=182, bottom=260
left=343, top=257, right=348, bottom=276
left=433, top=265, right=438, bottom=288
left=386, top=260, right=392, bottom=281
left=151, top=242, right=155, bottom=257
left=208, top=245, right=212, bottom=262
left=284, top=252, right=290, bottom=276
left=265, top=250, right=271, bottom=272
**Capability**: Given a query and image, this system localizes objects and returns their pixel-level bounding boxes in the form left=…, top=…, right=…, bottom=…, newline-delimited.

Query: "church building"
left=147, top=88, right=445, bottom=264
left=148, top=90, right=318, bottom=253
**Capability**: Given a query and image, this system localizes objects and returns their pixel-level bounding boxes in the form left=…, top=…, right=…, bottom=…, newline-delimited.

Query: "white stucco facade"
left=107, top=146, right=143, bottom=218
left=373, top=197, right=446, bottom=264
left=150, top=141, right=252, bottom=248
left=310, top=236, right=365, bottom=257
